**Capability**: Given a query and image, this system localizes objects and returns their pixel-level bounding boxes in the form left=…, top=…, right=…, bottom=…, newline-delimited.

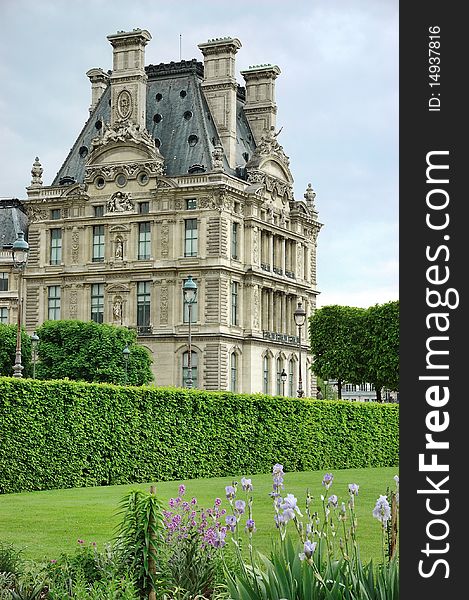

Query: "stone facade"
left=8, top=29, right=323, bottom=395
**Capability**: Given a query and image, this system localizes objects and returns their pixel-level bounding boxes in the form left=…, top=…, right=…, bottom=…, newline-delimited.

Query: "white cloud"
left=0, top=0, right=398, bottom=307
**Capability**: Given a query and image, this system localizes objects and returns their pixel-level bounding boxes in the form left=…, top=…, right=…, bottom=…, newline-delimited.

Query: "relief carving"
left=160, top=286, right=168, bottom=324
left=71, top=230, right=80, bottom=264
left=161, top=224, right=169, bottom=258
left=107, top=191, right=134, bottom=212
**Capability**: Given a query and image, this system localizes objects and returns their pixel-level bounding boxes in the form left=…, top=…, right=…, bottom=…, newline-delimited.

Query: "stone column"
left=269, top=289, right=274, bottom=331
left=269, top=233, right=274, bottom=269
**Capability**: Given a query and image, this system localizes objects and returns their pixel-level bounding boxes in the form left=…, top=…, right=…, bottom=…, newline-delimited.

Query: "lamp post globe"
left=11, top=231, right=29, bottom=378
left=183, top=276, right=198, bottom=388
left=293, top=302, right=307, bottom=398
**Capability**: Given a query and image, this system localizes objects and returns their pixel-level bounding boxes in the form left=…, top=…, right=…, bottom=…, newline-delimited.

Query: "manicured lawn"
left=0, top=466, right=398, bottom=564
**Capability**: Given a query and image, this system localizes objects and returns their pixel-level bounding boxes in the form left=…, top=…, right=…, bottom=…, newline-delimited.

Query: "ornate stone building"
left=6, top=29, right=322, bottom=394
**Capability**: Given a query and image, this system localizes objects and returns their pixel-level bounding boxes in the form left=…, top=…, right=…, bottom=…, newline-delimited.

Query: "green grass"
left=0, top=466, right=398, bottom=564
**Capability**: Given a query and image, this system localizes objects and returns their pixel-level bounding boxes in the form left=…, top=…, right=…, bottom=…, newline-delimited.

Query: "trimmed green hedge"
left=0, top=377, right=399, bottom=494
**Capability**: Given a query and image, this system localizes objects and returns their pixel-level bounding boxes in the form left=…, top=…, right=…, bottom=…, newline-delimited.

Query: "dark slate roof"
left=0, top=199, right=28, bottom=247
left=53, top=60, right=257, bottom=186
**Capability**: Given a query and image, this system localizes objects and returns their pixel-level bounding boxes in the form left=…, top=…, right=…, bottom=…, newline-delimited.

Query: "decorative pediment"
left=246, top=170, right=293, bottom=203
left=88, top=119, right=164, bottom=165
left=109, top=224, right=131, bottom=233
left=156, top=177, right=179, bottom=189
left=245, top=126, right=293, bottom=184
left=106, top=283, right=130, bottom=293
left=58, top=183, right=89, bottom=202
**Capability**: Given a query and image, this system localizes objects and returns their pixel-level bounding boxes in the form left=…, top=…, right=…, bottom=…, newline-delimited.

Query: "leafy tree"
left=309, top=302, right=399, bottom=402
left=0, top=324, right=33, bottom=378
left=35, top=320, right=153, bottom=385
left=308, top=305, right=366, bottom=398
left=362, top=301, right=399, bottom=401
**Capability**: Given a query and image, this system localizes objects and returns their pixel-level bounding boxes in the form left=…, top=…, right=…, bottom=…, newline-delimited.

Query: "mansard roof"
left=0, top=199, right=28, bottom=247
left=53, top=60, right=256, bottom=186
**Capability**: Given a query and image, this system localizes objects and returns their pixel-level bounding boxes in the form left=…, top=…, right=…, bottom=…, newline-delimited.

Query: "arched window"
left=230, top=352, right=238, bottom=392
left=263, top=355, right=270, bottom=394
left=182, top=351, right=198, bottom=387
left=276, top=357, right=283, bottom=396
left=288, top=358, right=295, bottom=397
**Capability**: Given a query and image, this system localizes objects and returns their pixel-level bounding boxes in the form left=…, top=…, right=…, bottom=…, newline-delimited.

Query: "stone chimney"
left=198, top=37, right=242, bottom=169
left=240, top=64, right=281, bottom=143
left=106, top=28, right=152, bottom=129
left=86, top=68, right=110, bottom=114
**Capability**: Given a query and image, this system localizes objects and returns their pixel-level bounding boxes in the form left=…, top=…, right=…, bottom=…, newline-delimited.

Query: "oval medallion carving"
left=117, top=90, right=132, bottom=119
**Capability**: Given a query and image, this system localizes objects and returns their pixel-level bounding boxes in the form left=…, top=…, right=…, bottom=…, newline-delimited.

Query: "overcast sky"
left=0, top=0, right=398, bottom=309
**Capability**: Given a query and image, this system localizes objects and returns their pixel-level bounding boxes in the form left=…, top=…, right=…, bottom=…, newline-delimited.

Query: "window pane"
left=276, top=358, right=282, bottom=395
left=48, top=286, right=61, bottom=320
left=139, top=202, right=150, bottom=214
left=232, top=222, right=238, bottom=259
left=92, top=225, right=104, bottom=262
left=137, top=281, right=151, bottom=331
left=51, top=209, right=61, bottom=220
left=0, top=307, right=8, bottom=323
left=50, top=228, right=62, bottom=265
left=91, top=283, right=104, bottom=323
left=263, top=356, right=269, bottom=394
left=230, top=353, right=237, bottom=392
left=231, top=281, right=238, bottom=326
left=288, top=360, right=294, bottom=397
left=184, top=219, right=198, bottom=257
left=0, top=273, right=8, bottom=292
left=138, top=222, right=151, bottom=259
left=94, top=205, right=104, bottom=217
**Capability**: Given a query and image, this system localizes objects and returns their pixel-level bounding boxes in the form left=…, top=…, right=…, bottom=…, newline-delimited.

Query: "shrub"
left=35, top=320, right=153, bottom=385
left=0, top=378, right=398, bottom=493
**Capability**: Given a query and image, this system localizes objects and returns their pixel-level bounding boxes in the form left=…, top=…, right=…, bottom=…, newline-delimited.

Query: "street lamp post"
left=183, top=276, right=198, bottom=388
left=30, top=331, right=39, bottom=379
left=280, top=368, right=287, bottom=397
left=293, top=301, right=306, bottom=398
left=123, top=345, right=130, bottom=384
left=11, top=231, right=29, bottom=378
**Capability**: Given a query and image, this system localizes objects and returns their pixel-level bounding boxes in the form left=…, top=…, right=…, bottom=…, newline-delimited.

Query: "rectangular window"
left=276, top=358, right=282, bottom=396
left=230, top=353, right=237, bottom=392
left=0, top=273, right=8, bottom=291
left=92, top=225, right=104, bottom=262
left=137, top=281, right=151, bottom=332
left=231, top=281, right=239, bottom=326
left=51, top=209, right=61, bottom=220
left=184, top=219, right=198, bottom=257
left=94, top=205, right=104, bottom=217
left=0, top=307, right=8, bottom=323
left=288, top=360, right=294, bottom=397
left=186, top=198, right=197, bottom=210
left=138, top=222, right=151, bottom=259
left=48, top=286, right=61, bottom=320
left=183, top=278, right=198, bottom=323
left=91, top=283, right=104, bottom=323
left=232, top=222, right=239, bottom=259
left=50, top=228, right=62, bottom=265
left=138, top=202, right=150, bottom=214
left=263, top=356, right=270, bottom=394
